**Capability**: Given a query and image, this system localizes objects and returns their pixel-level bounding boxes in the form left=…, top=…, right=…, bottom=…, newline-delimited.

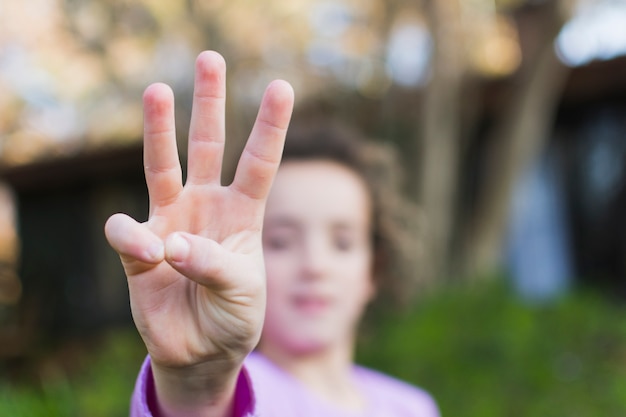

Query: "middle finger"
left=186, top=51, right=227, bottom=186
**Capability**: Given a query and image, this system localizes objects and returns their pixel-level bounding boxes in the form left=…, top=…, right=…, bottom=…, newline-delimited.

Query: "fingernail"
left=147, top=241, right=164, bottom=263
left=166, top=233, right=190, bottom=262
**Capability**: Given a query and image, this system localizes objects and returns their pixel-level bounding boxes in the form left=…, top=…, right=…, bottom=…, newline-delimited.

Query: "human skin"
left=104, top=51, right=294, bottom=417
left=259, top=160, right=376, bottom=410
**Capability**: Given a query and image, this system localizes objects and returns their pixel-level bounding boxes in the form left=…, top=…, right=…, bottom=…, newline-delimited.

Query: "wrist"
left=151, top=356, right=243, bottom=417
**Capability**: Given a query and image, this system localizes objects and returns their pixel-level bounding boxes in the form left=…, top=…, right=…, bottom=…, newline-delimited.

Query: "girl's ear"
left=367, top=272, right=378, bottom=303
left=370, top=242, right=389, bottom=302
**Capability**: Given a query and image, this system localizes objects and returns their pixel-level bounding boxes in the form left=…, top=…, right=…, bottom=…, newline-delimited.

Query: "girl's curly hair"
left=281, top=119, right=425, bottom=307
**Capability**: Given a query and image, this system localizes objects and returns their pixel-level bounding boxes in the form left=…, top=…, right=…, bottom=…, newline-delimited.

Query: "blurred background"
left=1, top=0, right=626, bottom=415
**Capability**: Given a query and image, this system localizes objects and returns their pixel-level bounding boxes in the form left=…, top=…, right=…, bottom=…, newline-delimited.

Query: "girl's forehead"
left=277, top=158, right=363, bottom=180
left=272, top=160, right=367, bottom=194
left=267, top=160, right=371, bottom=218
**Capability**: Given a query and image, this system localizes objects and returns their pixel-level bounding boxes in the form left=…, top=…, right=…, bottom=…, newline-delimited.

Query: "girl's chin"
left=262, top=335, right=333, bottom=356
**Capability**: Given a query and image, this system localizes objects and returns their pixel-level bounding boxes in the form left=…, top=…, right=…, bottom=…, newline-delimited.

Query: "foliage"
left=3, top=284, right=626, bottom=416
left=0, top=329, right=146, bottom=417
left=357, top=281, right=626, bottom=417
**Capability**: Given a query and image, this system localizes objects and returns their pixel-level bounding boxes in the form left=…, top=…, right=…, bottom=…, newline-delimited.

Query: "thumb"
left=164, top=232, right=247, bottom=291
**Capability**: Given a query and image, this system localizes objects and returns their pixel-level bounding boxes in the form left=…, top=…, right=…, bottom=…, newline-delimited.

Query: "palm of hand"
left=134, top=186, right=266, bottom=368
left=105, top=51, right=294, bottom=369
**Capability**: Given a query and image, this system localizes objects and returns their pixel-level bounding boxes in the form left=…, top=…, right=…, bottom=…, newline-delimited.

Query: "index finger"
left=231, top=80, right=294, bottom=201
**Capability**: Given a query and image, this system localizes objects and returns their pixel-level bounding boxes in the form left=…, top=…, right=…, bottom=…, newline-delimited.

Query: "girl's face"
left=261, top=160, right=375, bottom=356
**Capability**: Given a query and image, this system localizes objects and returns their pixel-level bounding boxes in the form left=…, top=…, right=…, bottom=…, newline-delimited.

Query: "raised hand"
left=104, top=51, right=294, bottom=416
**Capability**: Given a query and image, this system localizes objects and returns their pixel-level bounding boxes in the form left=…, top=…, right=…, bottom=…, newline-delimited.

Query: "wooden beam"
left=0, top=143, right=144, bottom=193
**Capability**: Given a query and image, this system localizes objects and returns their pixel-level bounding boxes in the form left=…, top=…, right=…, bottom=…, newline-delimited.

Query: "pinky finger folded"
left=105, top=213, right=165, bottom=265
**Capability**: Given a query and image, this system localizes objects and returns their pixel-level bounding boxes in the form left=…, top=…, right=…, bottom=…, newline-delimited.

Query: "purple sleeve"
left=129, top=356, right=257, bottom=417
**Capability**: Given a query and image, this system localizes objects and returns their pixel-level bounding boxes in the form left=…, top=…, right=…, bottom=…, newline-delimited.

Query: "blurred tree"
left=461, top=0, right=572, bottom=279
left=0, top=0, right=606, bottom=295
left=0, top=182, right=20, bottom=307
left=417, top=0, right=575, bottom=282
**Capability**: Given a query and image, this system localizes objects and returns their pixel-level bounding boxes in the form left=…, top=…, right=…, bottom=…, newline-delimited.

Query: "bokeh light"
left=556, top=0, right=626, bottom=66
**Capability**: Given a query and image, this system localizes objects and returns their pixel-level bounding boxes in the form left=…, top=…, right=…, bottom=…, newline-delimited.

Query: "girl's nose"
left=300, top=234, right=330, bottom=279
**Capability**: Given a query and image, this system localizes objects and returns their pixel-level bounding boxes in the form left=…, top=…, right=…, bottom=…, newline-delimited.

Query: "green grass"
left=0, top=329, right=146, bottom=417
left=357, top=282, right=626, bottom=417
left=3, top=282, right=626, bottom=416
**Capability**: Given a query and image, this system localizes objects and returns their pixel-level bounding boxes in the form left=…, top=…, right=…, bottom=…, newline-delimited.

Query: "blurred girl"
left=105, top=51, right=438, bottom=417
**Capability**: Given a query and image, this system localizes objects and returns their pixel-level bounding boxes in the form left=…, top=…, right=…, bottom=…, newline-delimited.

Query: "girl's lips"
left=291, top=294, right=332, bottom=315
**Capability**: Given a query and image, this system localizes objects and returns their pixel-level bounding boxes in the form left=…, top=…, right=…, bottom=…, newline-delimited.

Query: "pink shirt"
left=130, top=352, right=440, bottom=417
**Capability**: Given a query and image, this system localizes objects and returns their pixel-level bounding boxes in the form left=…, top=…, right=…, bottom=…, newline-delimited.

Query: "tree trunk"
left=462, top=3, right=570, bottom=279
left=418, top=0, right=466, bottom=282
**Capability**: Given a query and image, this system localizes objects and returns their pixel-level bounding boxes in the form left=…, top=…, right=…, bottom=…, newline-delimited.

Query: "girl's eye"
left=334, top=235, right=354, bottom=251
left=264, top=234, right=293, bottom=250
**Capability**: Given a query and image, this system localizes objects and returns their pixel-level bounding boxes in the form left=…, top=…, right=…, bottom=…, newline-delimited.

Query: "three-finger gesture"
left=105, top=51, right=294, bottom=416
